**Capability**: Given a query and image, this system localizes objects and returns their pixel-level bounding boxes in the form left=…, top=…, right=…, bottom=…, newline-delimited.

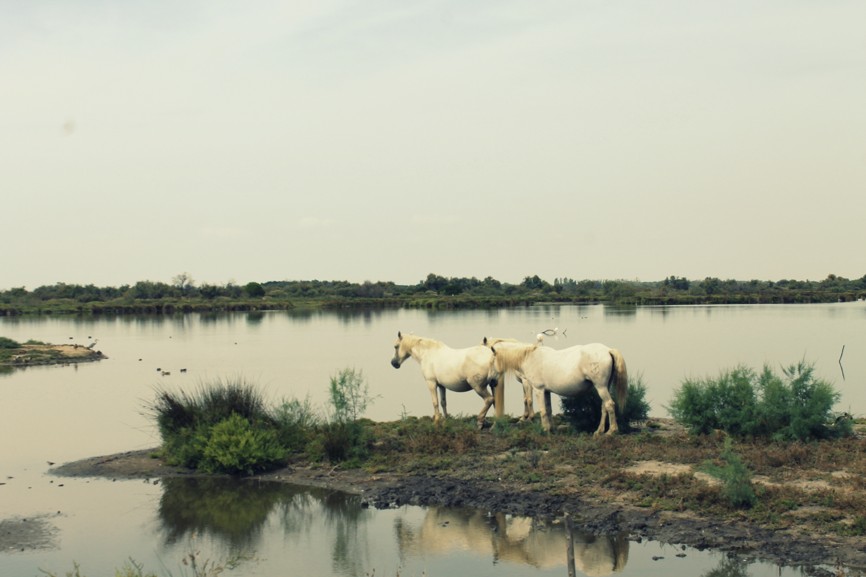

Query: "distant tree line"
left=1, top=272, right=864, bottom=315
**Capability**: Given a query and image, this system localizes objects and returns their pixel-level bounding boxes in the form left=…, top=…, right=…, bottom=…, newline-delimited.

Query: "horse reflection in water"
left=395, top=506, right=629, bottom=576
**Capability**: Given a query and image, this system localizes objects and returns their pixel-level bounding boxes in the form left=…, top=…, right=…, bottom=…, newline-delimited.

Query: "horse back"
left=425, top=345, right=495, bottom=385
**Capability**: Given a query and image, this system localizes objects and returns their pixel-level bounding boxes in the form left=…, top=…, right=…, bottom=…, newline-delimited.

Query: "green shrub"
left=321, top=368, right=375, bottom=463
left=669, top=361, right=848, bottom=441
left=199, top=413, right=286, bottom=475
left=327, top=367, right=372, bottom=424
left=273, top=396, right=319, bottom=454
left=668, top=366, right=758, bottom=436
left=761, top=361, right=848, bottom=441
left=0, top=336, right=20, bottom=349
left=149, top=378, right=281, bottom=472
left=560, top=373, right=651, bottom=433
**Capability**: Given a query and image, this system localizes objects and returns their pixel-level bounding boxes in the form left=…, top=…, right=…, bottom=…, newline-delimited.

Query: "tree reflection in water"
left=157, top=477, right=380, bottom=574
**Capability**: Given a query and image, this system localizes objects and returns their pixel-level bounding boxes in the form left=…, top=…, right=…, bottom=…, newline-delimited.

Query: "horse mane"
left=400, top=333, right=443, bottom=352
left=491, top=341, right=536, bottom=371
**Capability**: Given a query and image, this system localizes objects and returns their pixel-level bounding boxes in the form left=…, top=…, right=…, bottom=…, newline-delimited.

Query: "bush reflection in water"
left=157, top=477, right=366, bottom=549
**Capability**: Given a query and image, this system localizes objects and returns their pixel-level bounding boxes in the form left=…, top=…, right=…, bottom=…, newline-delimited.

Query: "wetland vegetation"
left=2, top=272, right=865, bottom=315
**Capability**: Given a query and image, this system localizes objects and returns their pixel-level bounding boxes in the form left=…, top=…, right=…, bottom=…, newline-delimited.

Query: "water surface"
left=1, top=304, right=862, bottom=576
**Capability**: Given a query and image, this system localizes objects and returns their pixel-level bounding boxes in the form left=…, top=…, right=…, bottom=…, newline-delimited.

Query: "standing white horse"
left=391, top=332, right=500, bottom=428
left=489, top=340, right=628, bottom=435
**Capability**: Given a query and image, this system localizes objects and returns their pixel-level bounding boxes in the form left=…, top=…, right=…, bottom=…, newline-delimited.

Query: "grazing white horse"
left=489, top=340, right=628, bottom=435
left=391, top=332, right=499, bottom=428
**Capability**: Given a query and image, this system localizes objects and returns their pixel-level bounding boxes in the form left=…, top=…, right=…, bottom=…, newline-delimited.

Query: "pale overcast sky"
left=2, top=1, right=864, bottom=290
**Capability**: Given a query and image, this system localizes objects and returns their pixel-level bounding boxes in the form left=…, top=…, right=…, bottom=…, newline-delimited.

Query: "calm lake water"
left=1, top=303, right=863, bottom=576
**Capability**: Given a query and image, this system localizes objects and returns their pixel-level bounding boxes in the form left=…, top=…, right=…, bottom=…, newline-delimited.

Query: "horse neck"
left=405, top=335, right=441, bottom=359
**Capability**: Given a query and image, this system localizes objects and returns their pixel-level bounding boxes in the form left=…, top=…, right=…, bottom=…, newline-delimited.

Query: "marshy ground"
left=28, top=417, right=866, bottom=576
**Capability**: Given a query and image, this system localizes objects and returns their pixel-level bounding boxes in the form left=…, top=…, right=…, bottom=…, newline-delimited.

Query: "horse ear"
left=483, top=336, right=488, bottom=346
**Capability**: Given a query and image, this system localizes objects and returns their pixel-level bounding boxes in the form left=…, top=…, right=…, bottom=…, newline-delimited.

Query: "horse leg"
left=521, top=377, right=536, bottom=421
left=472, top=381, right=495, bottom=430
left=427, top=380, right=444, bottom=424
left=594, top=384, right=619, bottom=435
left=438, top=384, right=448, bottom=420
left=540, top=390, right=553, bottom=433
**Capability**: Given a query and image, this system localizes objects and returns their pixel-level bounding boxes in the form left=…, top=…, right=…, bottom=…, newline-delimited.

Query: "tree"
left=244, top=282, right=266, bottom=298
left=172, top=272, right=195, bottom=295
left=521, top=275, right=550, bottom=291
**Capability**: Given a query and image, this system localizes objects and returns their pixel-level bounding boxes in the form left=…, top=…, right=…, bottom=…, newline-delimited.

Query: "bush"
left=0, top=336, right=20, bottom=349
left=669, top=361, right=848, bottom=441
left=668, top=366, right=758, bottom=436
left=273, top=396, right=319, bottom=454
left=560, top=373, right=651, bottom=433
left=149, top=378, right=282, bottom=473
left=199, top=413, right=286, bottom=475
left=757, top=361, right=850, bottom=441
left=151, top=377, right=274, bottom=438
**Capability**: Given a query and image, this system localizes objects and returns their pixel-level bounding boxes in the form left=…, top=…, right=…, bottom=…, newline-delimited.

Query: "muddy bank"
left=46, top=446, right=866, bottom=575
left=0, top=343, right=106, bottom=368
left=367, top=475, right=865, bottom=575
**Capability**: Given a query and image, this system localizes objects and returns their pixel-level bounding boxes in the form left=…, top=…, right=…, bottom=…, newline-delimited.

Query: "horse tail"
left=608, top=348, right=628, bottom=409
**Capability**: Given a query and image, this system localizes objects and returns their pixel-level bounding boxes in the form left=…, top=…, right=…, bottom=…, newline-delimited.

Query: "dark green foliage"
left=669, top=361, right=849, bottom=441
left=757, top=362, right=850, bottom=441
left=199, top=413, right=285, bottom=475
left=0, top=336, right=20, bottom=349
left=149, top=370, right=376, bottom=472
left=3, top=272, right=865, bottom=316
left=243, top=282, right=265, bottom=298
left=560, top=374, right=651, bottom=433
left=149, top=378, right=285, bottom=474
left=702, top=438, right=757, bottom=509
left=668, top=367, right=758, bottom=436
left=272, top=397, right=319, bottom=454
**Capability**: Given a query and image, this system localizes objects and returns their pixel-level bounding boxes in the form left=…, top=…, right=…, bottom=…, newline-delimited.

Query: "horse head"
left=391, top=331, right=410, bottom=368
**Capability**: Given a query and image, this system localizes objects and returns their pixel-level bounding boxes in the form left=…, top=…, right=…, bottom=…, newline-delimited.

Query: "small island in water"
left=0, top=337, right=107, bottom=368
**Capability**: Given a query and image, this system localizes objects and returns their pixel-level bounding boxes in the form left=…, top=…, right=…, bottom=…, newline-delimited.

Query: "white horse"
left=489, top=340, right=628, bottom=435
left=391, top=332, right=500, bottom=428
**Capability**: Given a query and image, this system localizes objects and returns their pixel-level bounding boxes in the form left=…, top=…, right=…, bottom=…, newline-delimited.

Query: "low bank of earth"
left=15, top=419, right=866, bottom=576
left=0, top=343, right=106, bottom=367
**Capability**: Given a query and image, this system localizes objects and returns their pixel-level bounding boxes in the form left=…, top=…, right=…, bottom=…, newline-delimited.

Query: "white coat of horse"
left=489, top=340, right=628, bottom=435
left=391, top=332, right=499, bottom=428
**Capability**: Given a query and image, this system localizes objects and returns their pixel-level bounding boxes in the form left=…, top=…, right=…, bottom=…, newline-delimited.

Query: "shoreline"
left=47, top=445, right=866, bottom=576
